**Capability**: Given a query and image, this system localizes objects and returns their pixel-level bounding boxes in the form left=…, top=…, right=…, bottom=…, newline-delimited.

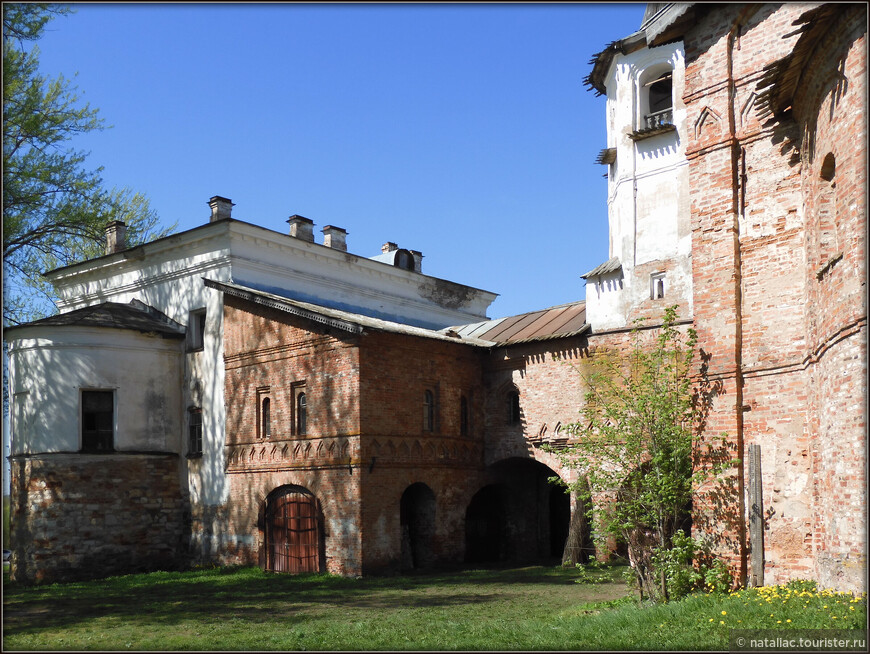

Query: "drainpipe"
left=727, top=16, right=748, bottom=588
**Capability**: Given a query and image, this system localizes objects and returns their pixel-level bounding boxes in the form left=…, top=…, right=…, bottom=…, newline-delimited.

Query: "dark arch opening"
left=549, top=486, right=570, bottom=558
left=400, top=483, right=436, bottom=570
left=465, top=484, right=508, bottom=563
left=820, top=152, right=836, bottom=182
left=467, top=458, right=574, bottom=565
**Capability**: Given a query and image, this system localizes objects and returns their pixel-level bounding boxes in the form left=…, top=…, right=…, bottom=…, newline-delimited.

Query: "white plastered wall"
left=7, top=327, right=183, bottom=455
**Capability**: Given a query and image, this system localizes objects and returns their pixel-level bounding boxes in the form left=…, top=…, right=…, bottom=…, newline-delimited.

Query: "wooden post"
left=748, top=444, right=764, bottom=587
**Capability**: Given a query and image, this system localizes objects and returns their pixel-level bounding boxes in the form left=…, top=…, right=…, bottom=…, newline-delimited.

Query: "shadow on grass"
left=4, top=564, right=626, bottom=637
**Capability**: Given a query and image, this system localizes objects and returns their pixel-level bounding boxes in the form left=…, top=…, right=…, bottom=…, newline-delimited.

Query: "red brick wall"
left=793, top=6, right=867, bottom=592
left=683, top=3, right=866, bottom=590
left=358, top=331, right=487, bottom=572
left=220, top=295, right=364, bottom=575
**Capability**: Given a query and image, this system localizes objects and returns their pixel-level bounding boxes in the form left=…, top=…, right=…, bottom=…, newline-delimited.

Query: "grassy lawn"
left=2, top=565, right=866, bottom=651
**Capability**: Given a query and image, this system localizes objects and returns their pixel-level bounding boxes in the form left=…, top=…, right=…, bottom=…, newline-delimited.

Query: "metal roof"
left=5, top=299, right=185, bottom=338
left=205, top=279, right=496, bottom=347
left=445, top=301, right=588, bottom=346
left=580, top=257, right=622, bottom=280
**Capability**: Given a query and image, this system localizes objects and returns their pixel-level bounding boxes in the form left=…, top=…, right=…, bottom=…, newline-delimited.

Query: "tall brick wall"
left=218, top=295, right=364, bottom=575
left=793, top=5, right=867, bottom=592
left=9, top=453, right=188, bottom=584
left=358, top=331, right=487, bottom=572
left=683, top=3, right=866, bottom=590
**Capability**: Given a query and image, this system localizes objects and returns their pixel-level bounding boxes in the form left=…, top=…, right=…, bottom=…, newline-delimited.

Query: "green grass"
left=2, top=566, right=866, bottom=651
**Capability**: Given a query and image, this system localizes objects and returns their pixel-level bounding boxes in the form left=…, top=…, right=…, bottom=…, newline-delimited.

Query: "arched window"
left=460, top=395, right=469, bottom=437
left=296, top=392, right=307, bottom=435
left=642, top=69, right=673, bottom=130
left=506, top=390, right=521, bottom=426
left=261, top=397, right=271, bottom=438
left=423, top=390, right=435, bottom=432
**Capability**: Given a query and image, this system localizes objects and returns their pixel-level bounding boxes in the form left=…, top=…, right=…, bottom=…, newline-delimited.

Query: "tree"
left=550, top=306, right=733, bottom=602
left=3, top=3, right=174, bottom=325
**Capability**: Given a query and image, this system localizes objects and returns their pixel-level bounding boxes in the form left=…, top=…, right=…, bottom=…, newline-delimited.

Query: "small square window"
left=650, top=272, right=666, bottom=300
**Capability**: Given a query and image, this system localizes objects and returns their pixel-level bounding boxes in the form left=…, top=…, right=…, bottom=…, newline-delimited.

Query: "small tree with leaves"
left=3, top=3, right=173, bottom=325
left=551, top=306, right=732, bottom=602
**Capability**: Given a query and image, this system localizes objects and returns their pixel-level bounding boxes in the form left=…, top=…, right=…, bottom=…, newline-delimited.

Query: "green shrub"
left=650, top=530, right=731, bottom=601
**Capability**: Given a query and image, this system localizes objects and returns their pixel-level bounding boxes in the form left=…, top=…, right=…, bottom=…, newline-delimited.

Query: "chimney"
left=288, top=215, right=315, bottom=242
left=381, top=242, right=398, bottom=254
left=105, top=221, right=127, bottom=254
left=322, top=225, right=348, bottom=251
left=208, top=196, right=234, bottom=222
left=409, top=249, right=423, bottom=273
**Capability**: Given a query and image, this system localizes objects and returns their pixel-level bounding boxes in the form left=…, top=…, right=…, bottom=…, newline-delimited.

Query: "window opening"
left=188, top=408, right=203, bottom=456
left=645, top=72, right=673, bottom=130
left=506, top=390, right=521, bottom=426
left=189, top=309, right=206, bottom=350
left=423, top=390, right=435, bottom=432
left=820, top=153, right=836, bottom=182
left=82, top=390, right=114, bottom=452
left=262, top=397, right=271, bottom=438
left=296, top=392, right=307, bottom=436
left=650, top=272, right=666, bottom=300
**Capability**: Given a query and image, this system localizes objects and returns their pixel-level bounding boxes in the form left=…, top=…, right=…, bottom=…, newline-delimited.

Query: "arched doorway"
left=468, top=458, right=573, bottom=565
left=400, top=483, right=436, bottom=570
left=264, top=486, right=322, bottom=573
left=549, top=486, right=570, bottom=558
left=465, top=484, right=507, bottom=563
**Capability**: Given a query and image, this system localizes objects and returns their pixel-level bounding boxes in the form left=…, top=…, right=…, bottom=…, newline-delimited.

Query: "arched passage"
left=264, top=485, right=323, bottom=573
left=400, top=483, right=436, bottom=570
left=467, top=458, right=575, bottom=565
left=465, top=484, right=508, bottom=563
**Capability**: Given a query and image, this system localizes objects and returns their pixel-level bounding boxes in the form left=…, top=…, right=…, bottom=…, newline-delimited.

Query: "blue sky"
left=33, top=2, right=645, bottom=319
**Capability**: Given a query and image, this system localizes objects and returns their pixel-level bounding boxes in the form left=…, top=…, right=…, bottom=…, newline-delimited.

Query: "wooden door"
left=266, top=489, right=320, bottom=573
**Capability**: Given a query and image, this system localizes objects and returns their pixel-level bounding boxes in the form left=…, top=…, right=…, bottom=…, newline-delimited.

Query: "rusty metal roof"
left=446, top=300, right=588, bottom=346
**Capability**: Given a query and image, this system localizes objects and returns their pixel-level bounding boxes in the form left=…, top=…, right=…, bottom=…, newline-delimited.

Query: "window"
left=460, top=395, right=469, bottom=437
left=506, top=390, right=521, bottom=426
left=188, top=408, right=203, bottom=457
left=189, top=308, right=206, bottom=351
left=81, top=390, right=114, bottom=452
left=650, top=272, right=666, bottom=300
left=423, top=390, right=435, bottom=432
left=257, top=388, right=271, bottom=439
left=644, top=72, right=673, bottom=129
left=296, top=392, right=307, bottom=436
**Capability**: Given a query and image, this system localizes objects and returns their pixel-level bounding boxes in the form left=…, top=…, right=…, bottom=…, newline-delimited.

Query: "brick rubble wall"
left=9, top=453, right=188, bottom=584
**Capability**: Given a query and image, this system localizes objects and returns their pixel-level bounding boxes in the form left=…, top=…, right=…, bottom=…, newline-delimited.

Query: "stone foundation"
left=9, top=452, right=189, bottom=584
